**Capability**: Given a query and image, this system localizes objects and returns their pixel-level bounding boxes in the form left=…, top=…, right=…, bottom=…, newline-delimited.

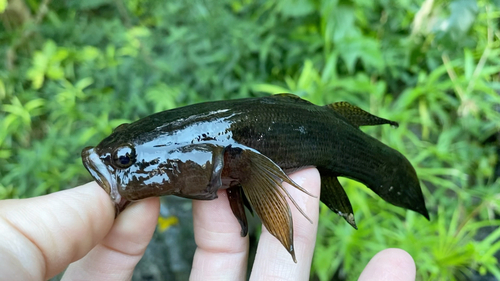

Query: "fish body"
left=82, top=94, right=429, bottom=262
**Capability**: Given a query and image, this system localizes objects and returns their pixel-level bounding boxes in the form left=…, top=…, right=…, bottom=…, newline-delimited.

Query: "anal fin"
left=320, top=174, right=357, bottom=229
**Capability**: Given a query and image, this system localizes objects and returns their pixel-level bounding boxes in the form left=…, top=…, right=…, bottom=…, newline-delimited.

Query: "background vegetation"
left=1, top=0, right=500, bottom=280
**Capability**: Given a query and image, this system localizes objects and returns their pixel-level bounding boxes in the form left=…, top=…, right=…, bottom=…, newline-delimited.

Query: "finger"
left=190, top=189, right=249, bottom=281
left=358, top=248, right=416, bottom=281
left=62, top=196, right=160, bottom=280
left=0, top=182, right=115, bottom=280
left=250, top=168, right=321, bottom=281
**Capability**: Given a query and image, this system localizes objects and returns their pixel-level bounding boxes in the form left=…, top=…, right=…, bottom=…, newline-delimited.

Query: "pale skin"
left=0, top=168, right=416, bottom=281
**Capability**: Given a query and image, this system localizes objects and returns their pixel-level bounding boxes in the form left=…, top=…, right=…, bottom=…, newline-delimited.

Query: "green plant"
left=1, top=0, right=499, bottom=280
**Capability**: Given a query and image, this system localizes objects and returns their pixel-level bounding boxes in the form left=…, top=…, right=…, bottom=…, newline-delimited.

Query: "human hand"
left=0, top=182, right=161, bottom=280
left=189, top=167, right=416, bottom=281
left=359, top=248, right=416, bottom=281
left=0, top=167, right=415, bottom=281
left=189, top=167, right=321, bottom=280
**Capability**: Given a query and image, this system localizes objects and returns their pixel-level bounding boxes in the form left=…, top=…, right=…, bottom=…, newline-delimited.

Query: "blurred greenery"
left=1, top=0, right=500, bottom=280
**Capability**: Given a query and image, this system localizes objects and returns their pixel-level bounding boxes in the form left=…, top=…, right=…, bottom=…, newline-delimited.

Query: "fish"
left=81, top=94, right=429, bottom=262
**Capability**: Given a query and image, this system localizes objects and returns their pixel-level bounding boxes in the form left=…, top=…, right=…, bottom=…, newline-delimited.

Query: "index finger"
left=0, top=182, right=115, bottom=280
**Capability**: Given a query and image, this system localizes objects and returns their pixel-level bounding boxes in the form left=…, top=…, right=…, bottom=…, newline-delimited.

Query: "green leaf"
left=251, top=83, right=290, bottom=94
left=0, top=0, right=7, bottom=13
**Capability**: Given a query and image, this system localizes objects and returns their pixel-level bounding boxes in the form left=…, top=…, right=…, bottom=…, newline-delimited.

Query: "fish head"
left=82, top=124, right=225, bottom=213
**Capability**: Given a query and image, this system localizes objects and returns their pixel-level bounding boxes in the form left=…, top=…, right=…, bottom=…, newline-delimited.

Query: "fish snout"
left=81, top=146, right=122, bottom=206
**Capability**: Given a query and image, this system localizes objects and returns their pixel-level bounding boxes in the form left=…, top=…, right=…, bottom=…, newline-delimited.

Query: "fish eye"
left=112, top=144, right=136, bottom=169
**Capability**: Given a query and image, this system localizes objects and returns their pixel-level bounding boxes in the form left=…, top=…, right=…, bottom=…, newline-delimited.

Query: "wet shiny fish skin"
left=82, top=94, right=429, bottom=262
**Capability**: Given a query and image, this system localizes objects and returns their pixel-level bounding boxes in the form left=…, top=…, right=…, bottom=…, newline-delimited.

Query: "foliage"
left=1, top=0, right=500, bottom=280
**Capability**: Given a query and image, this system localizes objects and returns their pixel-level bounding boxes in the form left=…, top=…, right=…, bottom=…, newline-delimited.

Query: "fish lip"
left=81, top=146, right=122, bottom=206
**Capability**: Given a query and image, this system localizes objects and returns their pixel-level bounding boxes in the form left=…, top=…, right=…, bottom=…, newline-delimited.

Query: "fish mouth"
left=81, top=146, right=122, bottom=206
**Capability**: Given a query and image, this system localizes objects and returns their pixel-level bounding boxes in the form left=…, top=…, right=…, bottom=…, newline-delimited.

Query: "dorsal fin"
left=273, top=93, right=301, bottom=99
left=113, top=123, right=130, bottom=133
left=325, top=102, right=399, bottom=128
left=272, top=93, right=314, bottom=105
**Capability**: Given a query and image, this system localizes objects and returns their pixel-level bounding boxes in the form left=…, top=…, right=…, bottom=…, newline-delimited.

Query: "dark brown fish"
left=81, top=94, right=429, bottom=262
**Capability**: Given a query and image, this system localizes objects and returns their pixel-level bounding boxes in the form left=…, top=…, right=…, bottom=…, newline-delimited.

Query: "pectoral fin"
left=242, top=169, right=296, bottom=262
left=326, top=102, right=399, bottom=128
left=319, top=174, right=357, bottom=229
left=223, top=145, right=315, bottom=262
